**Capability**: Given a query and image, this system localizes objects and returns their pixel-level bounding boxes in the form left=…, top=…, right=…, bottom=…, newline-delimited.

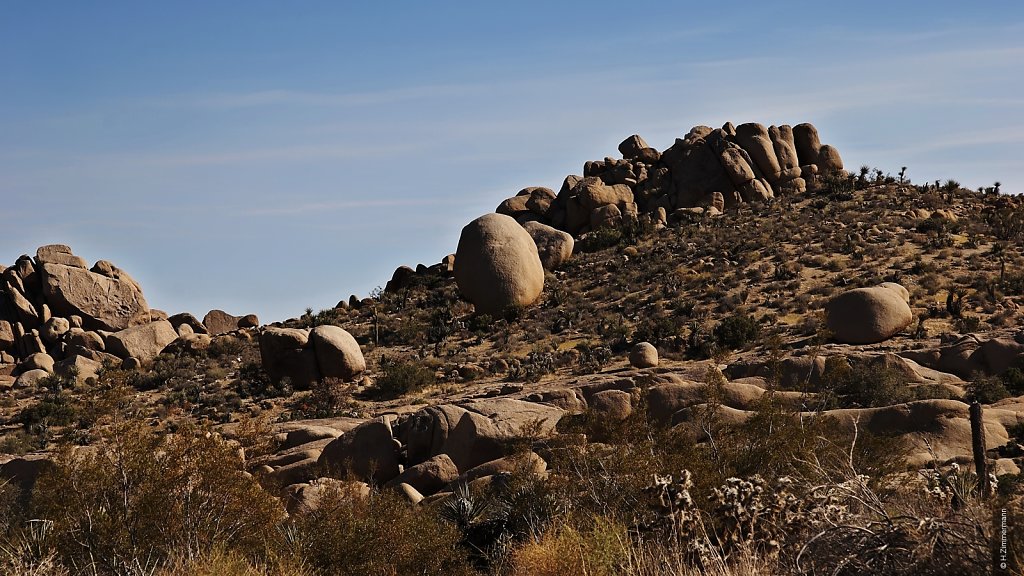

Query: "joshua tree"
left=989, top=242, right=1008, bottom=285
left=946, top=288, right=967, bottom=319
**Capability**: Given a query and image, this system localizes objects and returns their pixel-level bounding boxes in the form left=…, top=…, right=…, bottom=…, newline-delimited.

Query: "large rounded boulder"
left=309, top=325, right=365, bottom=380
left=825, top=284, right=914, bottom=344
left=454, top=213, right=544, bottom=316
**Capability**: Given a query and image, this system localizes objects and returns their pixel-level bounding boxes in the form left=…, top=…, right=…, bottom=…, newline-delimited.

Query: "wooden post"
left=969, top=402, right=990, bottom=497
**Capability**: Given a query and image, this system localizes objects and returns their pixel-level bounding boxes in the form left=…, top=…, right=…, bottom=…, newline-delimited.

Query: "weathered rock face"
left=258, top=325, right=365, bottom=388
left=318, top=418, right=401, bottom=483
left=40, top=262, right=149, bottom=331
left=398, top=398, right=563, bottom=472
left=825, top=284, right=914, bottom=344
left=385, top=453, right=459, bottom=496
left=590, top=389, right=633, bottom=421
left=454, top=213, right=545, bottom=316
left=524, top=221, right=574, bottom=271
left=36, top=245, right=88, bottom=269
left=258, top=327, right=320, bottom=389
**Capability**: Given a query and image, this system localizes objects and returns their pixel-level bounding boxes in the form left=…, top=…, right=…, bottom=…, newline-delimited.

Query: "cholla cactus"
left=707, top=474, right=849, bottom=558
left=641, top=471, right=699, bottom=536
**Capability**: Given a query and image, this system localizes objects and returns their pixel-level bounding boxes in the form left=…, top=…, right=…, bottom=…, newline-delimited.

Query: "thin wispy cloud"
left=145, top=83, right=486, bottom=110
left=243, top=197, right=477, bottom=217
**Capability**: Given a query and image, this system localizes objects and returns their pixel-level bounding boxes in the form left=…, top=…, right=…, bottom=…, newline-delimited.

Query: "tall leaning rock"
left=825, top=284, right=913, bottom=345
left=454, top=213, right=544, bottom=316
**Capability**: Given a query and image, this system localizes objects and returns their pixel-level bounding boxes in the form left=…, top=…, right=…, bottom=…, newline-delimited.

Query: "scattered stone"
left=590, top=389, right=633, bottom=421
left=258, top=327, right=320, bottom=389
left=385, top=454, right=459, bottom=496
left=19, top=352, right=54, bottom=374
left=14, top=369, right=49, bottom=388
left=35, top=245, right=87, bottom=268
left=55, top=355, right=102, bottom=384
left=168, top=312, right=208, bottom=335
left=39, top=316, right=70, bottom=343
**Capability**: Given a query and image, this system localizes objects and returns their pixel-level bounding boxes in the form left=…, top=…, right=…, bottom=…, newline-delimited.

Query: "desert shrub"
left=236, top=362, right=292, bottom=400
left=128, top=353, right=200, bottom=391
left=32, top=421, right=283, bottom=574
left=818, top=356, right=911, bottom=408
left=0, top=519, right=69, bottom=576
left=578, top=228, right=624, bottom=252
left=154, top=546, right=311, bottom=576
left=966, top=375, right=1010, bottom=404
left=686, top=320, right=717, bottom=359
left=712, top=313, right=760, bottom=350
left=205, top=335, right=246, bottom=359
left=369, top=356, right=436, bottom=400
left=986, top=204, right=1024, bottom=241
left=633, top=313, right=685, bottom=350
left=0, top=430, right=46, bottom=455
left=286, top=378, right=356, bottom=420
left=285, top=488, right=472, bottom=576
left=16, top=373, right=78, bottom=435
left=508, top=515, right=627, bottom=576
left=508, top=351, right=556, bottom=383
left=1000, top=364, right=1024, bottom=396
left=820, top=171, right=855, bottom=199
left=440, top=471, right=562, bottom=569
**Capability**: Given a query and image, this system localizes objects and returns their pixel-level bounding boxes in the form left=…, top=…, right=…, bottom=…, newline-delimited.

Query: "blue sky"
left=3, top=1, right=1023, bottom=322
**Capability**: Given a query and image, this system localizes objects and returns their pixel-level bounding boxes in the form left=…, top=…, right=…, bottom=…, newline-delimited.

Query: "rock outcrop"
left=258, top=325, right=366, bottom=388
left=489, top=121, right=840, bottom=240
left=0, top=245, right=266, bottom=373
left=39, top=260, right=150, bottom=332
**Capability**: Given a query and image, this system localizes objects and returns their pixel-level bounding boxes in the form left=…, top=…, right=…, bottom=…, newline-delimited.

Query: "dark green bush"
left=819, top=357, right=912, bottom=408
left=966, top=375, right=1010, bottom=404
left=286, top=378, right=355, bottom=420
left=1001, top=366, right=1024, bottom=396
left=370, top=356, right=436, bottom=400
left=713, top=313, right=761, bottom=350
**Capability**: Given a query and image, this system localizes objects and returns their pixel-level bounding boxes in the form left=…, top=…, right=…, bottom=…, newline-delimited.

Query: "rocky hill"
left=1, top=122, right=1023, bottom=575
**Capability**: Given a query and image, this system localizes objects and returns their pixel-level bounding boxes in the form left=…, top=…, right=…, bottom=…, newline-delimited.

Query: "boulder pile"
left=380, top=121, right=844, bottom=306
left=255, top=397, right=564, bottom=508
left=0, top=245, right=259, bottom=382
left=495, top=121, right=843, bottom=238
